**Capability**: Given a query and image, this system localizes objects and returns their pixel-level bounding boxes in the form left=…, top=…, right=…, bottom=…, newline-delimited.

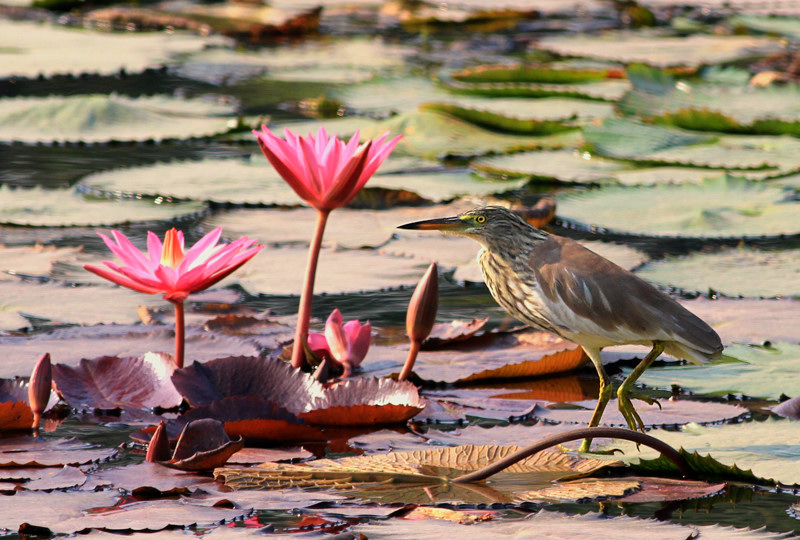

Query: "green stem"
left=291, top=209, right=330, bottom=369
left=173, top=300, right=185, bottom=369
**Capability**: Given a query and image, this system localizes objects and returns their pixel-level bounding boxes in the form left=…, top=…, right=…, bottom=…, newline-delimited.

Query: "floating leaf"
left=583, top=117, right=713, bottom=160
left=0, top=245, right=83, bottom=282
left=166, top=418, right=245, bottom=471
left=616, top=476, right=727, bottom=503
left=519, top=477, right=640, bottom=503
left=52, top=352, right=183, bottom=410
left=772, top=397, right=800, bottom=420
left=450, top=64, right=621, bottom=85
left=638, top=343, right=800, bottom=400
left=556, top=175, right=800, bottom=239
left=636, top=247, right=800, bottom=298
left=360, top=109, right=581, bottom=159
left=24, top=466, right=87, bottom=491
left=0, top=95, right=235, bottom=143
left=421, top=103, right=578, bottom=135
left=424, top=318, right=488, bottom=349
left=216, top=444, right=617, bottom=503
left=85, top=462, right=214, bottom=494
left=172, top=356, right=424, bottom=427
left=0, top=19, right=227, bottom=79
left=0, top=437, right=117, bottom=467
left=728, top=15, right=800, bottom=39
left=621, top=66, right=800, bottom=133
left=472, top=149, right=628, bottom=184
left=0, top=186, right=206, bottom=227
left=366, top=330, right=586, bottom=384
left=605, top=419, right=800, bottom=487
left=0, top=491, right=121, bottom=535
left=531, top=400, right=749, bottom=428
left=537, top=32, right=782, bottom=67
left=0, top=378, right=58, bottom=432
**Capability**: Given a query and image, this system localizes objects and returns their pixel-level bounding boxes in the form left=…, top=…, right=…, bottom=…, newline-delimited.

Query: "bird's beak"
left=397, top=215, right=465, bottom=231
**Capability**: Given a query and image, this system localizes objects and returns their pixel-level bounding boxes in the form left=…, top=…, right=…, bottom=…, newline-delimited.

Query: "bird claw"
left=618, top=392, right=647, bottom=433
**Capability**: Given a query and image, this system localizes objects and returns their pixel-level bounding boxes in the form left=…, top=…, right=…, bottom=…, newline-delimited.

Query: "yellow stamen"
left=160, top=228, right=184, bottom=269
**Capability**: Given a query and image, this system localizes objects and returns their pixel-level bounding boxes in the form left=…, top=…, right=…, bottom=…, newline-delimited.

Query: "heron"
left=399, top=206, right=722, bottom=451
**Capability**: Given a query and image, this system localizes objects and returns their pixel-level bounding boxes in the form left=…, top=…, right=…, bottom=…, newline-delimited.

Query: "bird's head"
left=398, top=206, right=538, bottom=248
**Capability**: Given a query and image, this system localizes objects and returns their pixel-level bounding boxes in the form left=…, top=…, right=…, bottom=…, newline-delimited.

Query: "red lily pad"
left=0, top=378, right=33, bottom=431
left=165, top=418, right=245, bottom=471
left=165, top=396, right=326, bottom=444
left=366, top=329, right=587, bottom=384
left=0, top=436, right=117, bottom=467
left=52, top=352, right=183, bottom=411
left=615, top=477, right=727, bottom=503
left=423, top=318, right=489, bottom=349
left=531, top=399, right=749, bottom=428
left=172, top=356, right=424, bottom=427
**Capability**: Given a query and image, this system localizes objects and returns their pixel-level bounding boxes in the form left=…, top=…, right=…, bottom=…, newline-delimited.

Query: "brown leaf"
left=616, top=477, right=727, bottom=503
left=423, top=317, right=488, bottom=349
left=165, top=418, right=245, bottom=471
left=455, top=347, right=587, bottom=384
left=0, top=401, right=32, bottom=432
left=519, top=477, right=640, bottom=503
left=401, top=506, right=494, bottom=523
left=52, top=352, right=182, bottom=410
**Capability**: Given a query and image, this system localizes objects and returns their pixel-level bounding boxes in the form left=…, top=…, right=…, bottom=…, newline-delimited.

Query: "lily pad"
left=172, top=355, right=424, bottom=426
left=0, top=245, right=84, bottom=281
left=0, top=19, right=228, bottom=79
left=556, top=175, right=800, bottom=239
left=441, top=72, right=631, bottom=101
left=537, top=32, right=782, bottom=67
left=0, top=186, right=206, bottom=227
left=531, top=400, right=749, bottom=428
left=635, top=247, right=800, bottom=298
left=52, top=352, right=183, bottom=410
left=637, top=343, right=800, bottom=400
left=605, top=419, right=800, bottom=487
left=85, top=461, right=214, bottom=494
left=0, top=437, right=117, bottom=467
left=621, top=66, right=800, bottom=132
left=0, top=95, right=236, bottom=143
left=472, top=149, right=629, bottom=184
left=360, top=109, right=582, bottom=159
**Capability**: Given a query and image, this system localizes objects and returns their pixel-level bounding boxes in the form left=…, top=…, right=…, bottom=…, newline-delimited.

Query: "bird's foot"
left=617, top=390, right=646, bottom=432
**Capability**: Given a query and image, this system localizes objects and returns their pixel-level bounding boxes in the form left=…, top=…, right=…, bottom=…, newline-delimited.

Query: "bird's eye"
left=475, top=215, right=486, bottom=224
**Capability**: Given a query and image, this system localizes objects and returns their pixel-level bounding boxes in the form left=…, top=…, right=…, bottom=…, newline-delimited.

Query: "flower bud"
left=28, top=353, right=52, bottom=435
left=146, top=421, right=172, bottom=462
left=406, top=263, right=439, bottom=343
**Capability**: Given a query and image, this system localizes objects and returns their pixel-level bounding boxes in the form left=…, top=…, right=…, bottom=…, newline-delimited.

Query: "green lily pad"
left=450, top=64, right=621, bottom=85
left=0, top=186, right=206, bottom=227
left=583, top=117, right=714, bottom=160
left=537, top=32, right=782, bottom=67
left=0, top=94, right=236, bottom=143
left=472, top=149, right=628, bottom=184
left=556, top=175, right=800, bottom=239
left=0, top=19, right=226, bottom=79
left=638, top=343, right=800, bottom=400
left=441, top=75, right=630, bottom=101
left=621, top=65, right=800, bottom=134
left=361, top=109, right=582, bottom=159
left=636, top=248, right=800, bottom=298
left=604, top=419, right=800, bottom=487
left=420, top=103, right=578, bottom=135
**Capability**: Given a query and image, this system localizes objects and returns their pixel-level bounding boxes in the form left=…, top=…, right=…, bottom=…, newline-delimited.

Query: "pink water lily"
left=308, top=309, right=371, bottom=378
left=254, top=126, right=400, bottom=369
left=85, top=227, right=263, bottom=368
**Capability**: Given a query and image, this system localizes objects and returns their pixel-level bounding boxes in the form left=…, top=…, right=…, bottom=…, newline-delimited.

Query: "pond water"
left=2, top=1, right=800, bottom=537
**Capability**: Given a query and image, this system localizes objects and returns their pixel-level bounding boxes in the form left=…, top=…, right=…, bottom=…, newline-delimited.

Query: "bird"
left=398, top=206, right=722, bottom=451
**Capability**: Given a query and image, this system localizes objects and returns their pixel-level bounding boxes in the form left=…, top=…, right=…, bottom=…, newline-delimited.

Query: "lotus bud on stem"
left=399, top=263, right=438, bottom=381
left=146, top=421, right=171, bottom=462
left=28, top=353, right=52, bottom=437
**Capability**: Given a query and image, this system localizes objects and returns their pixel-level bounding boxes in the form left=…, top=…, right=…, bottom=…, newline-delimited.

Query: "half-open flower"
left=85, top=227, right=263, bottom=303
left=309, top=309, right=371, bottom=378
left=253, top=126, right=401, bottom=212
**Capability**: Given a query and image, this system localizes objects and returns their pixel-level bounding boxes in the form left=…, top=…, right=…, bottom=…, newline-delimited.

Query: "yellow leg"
left=578, top=347, right=611, bottom=453
left=617, top=342, right=664, bottom=432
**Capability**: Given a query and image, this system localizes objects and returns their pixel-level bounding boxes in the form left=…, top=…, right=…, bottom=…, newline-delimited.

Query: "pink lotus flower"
left=307, top=309, right=371, bottom=378
left=85, top=227, right=263, bottom=368
left=85, top=227, right=262, bottom=303
left=253, top=126, right=400, bottom=369
left=254, top=126, right=401, bottom=212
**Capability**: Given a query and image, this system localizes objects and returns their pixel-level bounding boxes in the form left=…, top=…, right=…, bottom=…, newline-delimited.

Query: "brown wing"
left=527, top=236, right=722, bottom=358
